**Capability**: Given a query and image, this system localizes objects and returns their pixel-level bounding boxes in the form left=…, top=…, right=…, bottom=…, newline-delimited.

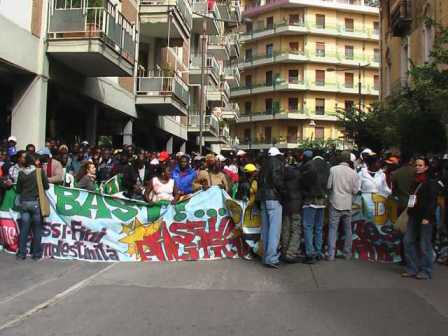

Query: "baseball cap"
left=158, top=151, right=170, bottom=162
left=303, top=150, right=313, bottom=159
left=236, top=150, right=247, bottom=157
left=8, top=136, right=17, bottom=143
left=361, top=148, right=376, bottom=158
left=216, top=154, right=226, bottom=162
left=37, top=148, right=52, bottom=158
left=268, top=147, right=283, bottom=157
left=244, top=163, right=257, bottom=173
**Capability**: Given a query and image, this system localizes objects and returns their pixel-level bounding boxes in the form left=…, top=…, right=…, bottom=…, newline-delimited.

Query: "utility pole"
left=199, top=18, right=208, bottom=155
left=358, top=63, right=362, bottom=112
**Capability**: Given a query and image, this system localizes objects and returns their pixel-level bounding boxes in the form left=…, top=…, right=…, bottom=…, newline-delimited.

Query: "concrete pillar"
left=123, top=119, right=133, bottom=146
left=180, top=141, right=186, bottom=153
left=86, top=103, right=99, bottom=145
left=166, top=136, right=173, bottom=154
left=11, top=76, right=48, bottom=149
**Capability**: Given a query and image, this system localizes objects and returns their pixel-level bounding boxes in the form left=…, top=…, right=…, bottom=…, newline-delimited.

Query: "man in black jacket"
left=281, top=152, right=303, bottom=262
left=256, top=147, right=286, bottom=268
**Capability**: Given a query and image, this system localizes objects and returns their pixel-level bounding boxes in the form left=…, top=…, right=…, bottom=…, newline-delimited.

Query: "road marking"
left=0, top=263, right=116, bottom=332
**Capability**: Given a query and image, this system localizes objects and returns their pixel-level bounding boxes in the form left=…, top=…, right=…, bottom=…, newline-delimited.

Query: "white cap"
left=81, top=141, right=89, bottom=146
left=150, top=158, right=159, bottom=165
left=361, top=148, right=376, bottom=158
left=216, top=154, right=226, bottom=162
left=236, top=150, right=247, bottom=156
left=176, top=152, right=184, bottom=157
left=444, top=154, right=448, bottom=160
left=268, top=147, right=283, bottom=157
left=8, top=136, right=17, bottom=143
left=350, top=153, right=356, bottom=163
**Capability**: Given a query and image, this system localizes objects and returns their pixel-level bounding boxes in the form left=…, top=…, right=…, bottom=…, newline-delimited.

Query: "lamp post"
left=326, top=63, right=370, bottom=112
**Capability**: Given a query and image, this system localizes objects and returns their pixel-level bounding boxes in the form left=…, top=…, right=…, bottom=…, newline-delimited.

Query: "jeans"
left=327, top=204, right=352, bottom=258
left=302, top=207, right=324, bottom=257
left=260, top=200, right=283, bottom=265
left=281, top=213, right=301, bottom=259
left=403, top=216, right=433, bottom=277
left=18, top=200, right=43, bottom=258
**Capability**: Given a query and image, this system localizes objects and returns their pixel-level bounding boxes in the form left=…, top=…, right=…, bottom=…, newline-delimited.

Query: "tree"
left=338, top=18, right=448, bottom=154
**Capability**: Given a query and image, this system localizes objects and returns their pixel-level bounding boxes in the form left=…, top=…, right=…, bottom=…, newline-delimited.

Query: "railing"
left=137, top=76, right=189, bottom=105
left=222, top=81, right=231, bottom=98
left=223, top=102, right=240, bottom=118
left=190, top=55, right=221, bottom=80
left=243, top=0, right=379, bottom=12
left=48, top=0, right=136, bottom=62
left=224, top=66, right=240, bottom=83
left=140, top=0, right=192, bottom=31
left=188, top=113, right=220, bottom=134
left=208, top=35, right=231, bottom=54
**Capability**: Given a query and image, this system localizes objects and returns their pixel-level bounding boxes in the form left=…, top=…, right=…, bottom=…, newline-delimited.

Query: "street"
left=0, top=254, right=447, bottom=336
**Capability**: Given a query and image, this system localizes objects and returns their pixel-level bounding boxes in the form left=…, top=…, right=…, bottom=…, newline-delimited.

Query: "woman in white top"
left=358, top=154, right=391, bottom=198
left=144, top=165, right=177, bottom=204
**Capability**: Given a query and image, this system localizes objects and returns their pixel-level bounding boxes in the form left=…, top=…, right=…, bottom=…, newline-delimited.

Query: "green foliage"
left=338, top=18, right=448, bottom=154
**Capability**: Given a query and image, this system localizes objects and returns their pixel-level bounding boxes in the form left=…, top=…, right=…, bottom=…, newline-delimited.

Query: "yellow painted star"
left=119, top=219, right=163, bottom=258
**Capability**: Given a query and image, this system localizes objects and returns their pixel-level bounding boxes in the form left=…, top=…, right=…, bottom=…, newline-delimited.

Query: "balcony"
left=207, top=82, right=230, bottom=105
left=208, top=35, right=231, bottom=60
left=139, top=0, right=193, bottom=41
left=136, top=74, right=189, bottom=116
left=221, top=102, right=240, bottom=120
left=241, top=19, right=379, bottom=43
left=192, top=1, right=222, bottom=35
left=188, top=113, right=220, bottom=137
left=243, top=0, right=379, bottom=18
left=391, top=0, right=412, bottom=37
left=189, top=55, right=221, bottom=84
left=216, top=2, right=232, bottom=22
left=231, top=78, right=379, bottom=97
left=228, top=33, right=240, bottom=58
left=229, top=1, right=241, bottom=25
left=223, top=66, right=240, bottom=86
left=47, top=0, right=136, bottom=76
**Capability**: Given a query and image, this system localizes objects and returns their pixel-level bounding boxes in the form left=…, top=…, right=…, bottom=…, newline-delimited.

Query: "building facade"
left=380, top=0, right=447, bottom=99
left=0, top=0, right=240, bottom=153
left=231, top=0, right=380, bottom=150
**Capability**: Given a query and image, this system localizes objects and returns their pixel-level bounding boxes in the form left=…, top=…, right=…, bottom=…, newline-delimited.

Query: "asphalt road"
left=0, top=253, right=447, bottom=336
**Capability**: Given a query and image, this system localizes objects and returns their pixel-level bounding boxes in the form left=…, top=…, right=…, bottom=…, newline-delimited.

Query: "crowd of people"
left=1, top=135, right=447, bottom=280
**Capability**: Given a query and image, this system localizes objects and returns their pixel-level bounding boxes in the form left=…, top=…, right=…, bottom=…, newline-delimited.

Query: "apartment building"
left=380, top=0, right=447, bottom=99
left=231, top=0, right=380, bottom=150
left=0, top=0, right=240, bottom=153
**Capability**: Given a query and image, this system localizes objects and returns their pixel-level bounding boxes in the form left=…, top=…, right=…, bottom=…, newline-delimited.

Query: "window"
left=345, top=45, right=354, bottom=60
left=244, top=101, right=252, bottom=114
left=264, top=127, right=272, bottom=143
left=345, top=73, right=354, bottom=88
left=246, top=21, right=253, bottom=33
left=244, top=128, right=251, bottom=143
left=245, top=75, right=252, bottom=88
left=374, top=75, right=380, bottom=90
left=315, top=127, right=325, bottom=140
left=315, top=70, right=325, bottom=86
left=373, top=21, right=380, bottom=35
left=345, top=100, right=354, bottom=112
left=289, top=42, right=299, bottom=52
left=315, top=98, right=325, bottom=115
left=266, top=17, right=274, bottom=30
left=345, top=18, right=354, bottom=32
left=287, top=126, right=298, bottom=143
left=288, top=98, right=299, bottom=112
left=288, top=70, right=299, bottom=84
left=374, top=48, right=380, bottom=63
left=265, top=98, right=273, bottom=113
left=316, top=14, right=325, bottom=29
left=245, top=49, right=253, bottom=62
left=316, top=42, right=325, bottom=57
left=266, top=44, right=273, bottom=57
left=265, top=71, right=273, bottom=86
left=289, top=14, right=302, bottom=25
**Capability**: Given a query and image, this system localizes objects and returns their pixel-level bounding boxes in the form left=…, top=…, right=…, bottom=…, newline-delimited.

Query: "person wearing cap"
left=391, top=154, right=416, bottom=215
left=38, top=148, right=64, bottom=185
left=193, top=154, right=229, bottom=193
left=358, top=152, right=391, bottom=199
left=7, top=136, right=17, bottom=159
left=158, top=151, right=170, bottom=164
left=172, top=155, right=196, bottom=195
left=300, top=149, right=330, bottom=264
left=8, top=150, right=27, bottom=183
left=326, top=151, right=361, bottom=261
left=281, top=151, right=303, bottom=263
left=256, top=147, right=286, bottom=268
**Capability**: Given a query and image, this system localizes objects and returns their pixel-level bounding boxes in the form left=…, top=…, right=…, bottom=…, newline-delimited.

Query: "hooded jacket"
left=256, top=155, right=286, bottom=202
left=301, top=157, right=330, bottom=206
left=16, top=166, right=49, bottom=202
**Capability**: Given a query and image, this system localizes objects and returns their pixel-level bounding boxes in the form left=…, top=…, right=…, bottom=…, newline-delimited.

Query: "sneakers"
left=303, top=256, right=317, bottom=264
left=415, top=272, right=431, bottom=280
left=264, top=262, right=280, bottom=269
left=401, top=272, right=416, bottom=278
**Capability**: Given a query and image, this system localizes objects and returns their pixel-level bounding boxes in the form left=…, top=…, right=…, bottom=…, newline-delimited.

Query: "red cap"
left=158, top=151, right=170, bottom=162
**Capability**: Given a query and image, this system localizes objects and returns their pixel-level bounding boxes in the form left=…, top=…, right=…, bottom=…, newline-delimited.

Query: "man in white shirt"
left=327, top=151, right=361, bottom=261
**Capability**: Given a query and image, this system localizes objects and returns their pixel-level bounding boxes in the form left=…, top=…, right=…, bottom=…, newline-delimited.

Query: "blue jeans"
left=403, top=215, right=433, bottom=277
left=260, top=200, right=283, bottom=265
left=327, top=204, right=352, bottom=258
left=18, top=200, right=43, bottom=258
left=303, top=207, right=324, bottom=257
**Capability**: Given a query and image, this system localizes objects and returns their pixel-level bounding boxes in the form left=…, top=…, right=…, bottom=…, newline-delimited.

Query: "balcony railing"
left=190, top=55, right=221, bottom=80
left=208, top=35, right=231, bottom=54
left=188, top=113, right=220, bottom=134
left=140, top=0, right=192, bottom=31
left=243, top=0, right=379, bottom=13
left=137, top=75, right=189, bottom=105
left=48, top=0, right=136, bottom=63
